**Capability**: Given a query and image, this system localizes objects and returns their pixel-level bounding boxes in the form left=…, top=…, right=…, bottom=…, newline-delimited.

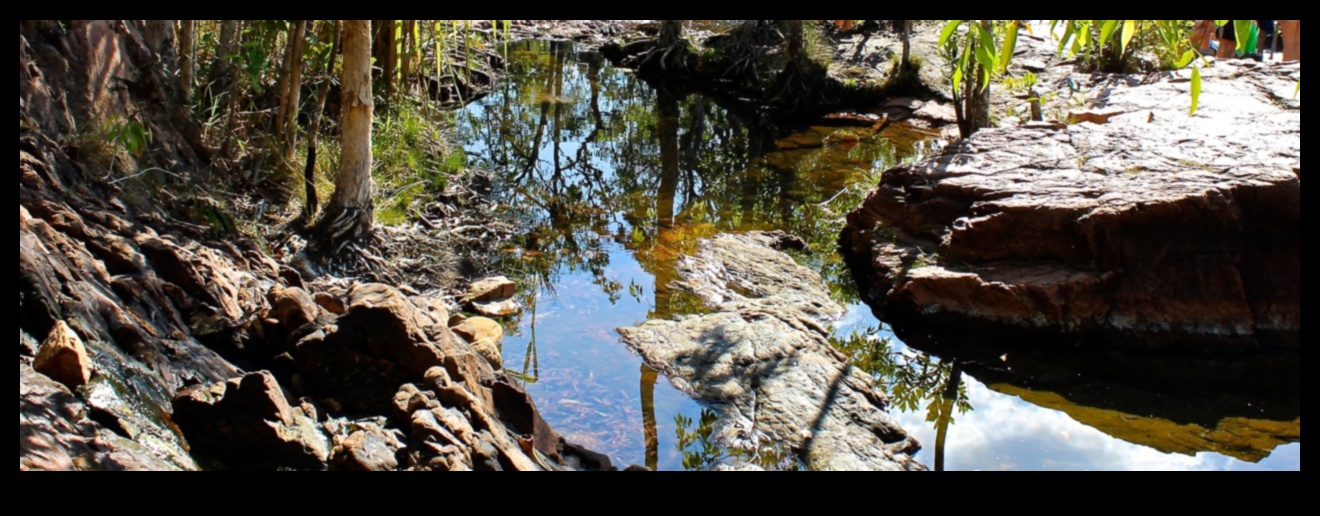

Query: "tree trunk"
left=373, top=20, right=397, bottom=106
left=400, top=20, right=415, bottom=94
left=659, top=20, right=684, bottom=47
left=901, top=20, right=912, bottom=70
left=219, top=21, right=247, bottom=160
left=784, top=20, right=806, bottom=64
left=144, top=20, right=177, bottom=63
left=957, top=21, right=993, bottom=139
left=212, top=20, right=239, bottom=86
left=178, top=20, right=195, bottom=101
left=277, top=21, right=308, bottom=166
left=318, top=20, right=375, bottom=248
left=303, top=21, right=342, bottom=220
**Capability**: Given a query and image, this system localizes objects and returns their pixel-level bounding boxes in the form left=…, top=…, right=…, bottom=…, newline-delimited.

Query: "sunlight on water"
left=454, top=41, right=1300, bottom=471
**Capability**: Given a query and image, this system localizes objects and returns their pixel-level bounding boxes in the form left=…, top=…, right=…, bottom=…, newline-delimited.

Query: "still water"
left=453, top=41, right=1301, bottom=471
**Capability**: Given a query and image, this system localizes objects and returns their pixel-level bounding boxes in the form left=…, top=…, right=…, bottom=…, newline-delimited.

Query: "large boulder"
left=620, top=233, right=924, bottom=471
left=294, top=284, right=463, bottom=414
left=842, top=62, right=1300, bottom=350
left=173, top=372, right=330, bottom=468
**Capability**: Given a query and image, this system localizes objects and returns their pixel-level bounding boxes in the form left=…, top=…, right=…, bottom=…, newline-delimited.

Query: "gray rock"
left=619, top=233, right=924, bottom=472
left=330, top=422, right=405, bottom=472
left=471, top=298, right=523, bottom=318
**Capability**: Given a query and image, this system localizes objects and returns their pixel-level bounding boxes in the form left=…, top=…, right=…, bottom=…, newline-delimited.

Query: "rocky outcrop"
left=619, top=233, right=924, bottom=471
left=21, top=362, right=191, bottom=471
left=842, top=62, right=1301, bottom=350
left=19, top=20, right=609, bottom=472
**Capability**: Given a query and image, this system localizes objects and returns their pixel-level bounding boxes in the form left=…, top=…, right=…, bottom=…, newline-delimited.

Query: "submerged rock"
left=842, top=62, right=1301, bottom=350
left=619, top=233, right=924, bottom=472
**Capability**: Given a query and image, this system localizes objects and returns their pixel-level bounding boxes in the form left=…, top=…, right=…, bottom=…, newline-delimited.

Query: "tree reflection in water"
left=456, top=40, right=935, bottom=467
left=832, top=326, right=971, bottom=472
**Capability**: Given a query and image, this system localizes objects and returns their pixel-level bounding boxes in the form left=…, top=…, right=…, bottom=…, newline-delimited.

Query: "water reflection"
left=455, top=40, right=1298, bottom=471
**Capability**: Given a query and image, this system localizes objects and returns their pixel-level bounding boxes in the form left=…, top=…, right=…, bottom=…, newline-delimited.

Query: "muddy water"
left=454, top=41, right=1300, bottom=471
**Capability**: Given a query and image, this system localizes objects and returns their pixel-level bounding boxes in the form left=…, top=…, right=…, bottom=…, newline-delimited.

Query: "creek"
left=451, top=41, right=1300, bottom=471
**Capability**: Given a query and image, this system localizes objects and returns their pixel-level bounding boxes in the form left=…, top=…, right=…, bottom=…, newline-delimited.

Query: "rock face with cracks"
left=841, top=62, right=1300, bottom=350
left=19, top=20, right=611, bottom=472
left=619, top=233, right=924, bottom=471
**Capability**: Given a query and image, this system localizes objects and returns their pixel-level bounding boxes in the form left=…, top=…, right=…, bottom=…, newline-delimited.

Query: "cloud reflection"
left=894, top=378, right=1302, bottom=472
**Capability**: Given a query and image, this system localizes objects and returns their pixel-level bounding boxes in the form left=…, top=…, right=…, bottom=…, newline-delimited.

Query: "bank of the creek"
left=454, top=40, right=1299, bottom=471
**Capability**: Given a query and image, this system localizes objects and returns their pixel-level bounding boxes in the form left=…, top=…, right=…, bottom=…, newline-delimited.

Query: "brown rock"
left=447, top=313, right=467, bottom=328
left=470, top=338, right=504, bottom=370
left=841, top=62, right=1301, bottom=349
left=466, top=277, right=516, bottom=303
left=270, top=287, right=317, bottom=330
left=452, top=317, right=504, bottom=346
left=294, top=284, right=462, bottom=414
left=172, top=372, right=330, bottom=468
left=34, top=321, right=93, bottom=390
left=471, top=298, right=523, bottom=318
left=339, top=284, right=450, bottom=373
left=314, top=292, right=346, bottom=315
left=331, top=426, right=402, bottom=472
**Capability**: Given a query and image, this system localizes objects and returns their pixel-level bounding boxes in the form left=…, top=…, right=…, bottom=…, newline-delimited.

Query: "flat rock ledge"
left=619, top=233, right=924, bottom=472
left=841, top=62, right=1300, bottom=351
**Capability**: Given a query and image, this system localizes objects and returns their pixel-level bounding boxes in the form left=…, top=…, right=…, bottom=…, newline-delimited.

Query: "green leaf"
left=1099, top=20, right=1119, bottom=45
left=1057, top=22, right=1076, bottom=56
left=1190, top=66, right=1202, bottom=116
left=975, top=40, right=996, bottom=73
left=1000, top=21, right=1020, bottom=73
left=975, top=23, right=996, bottom=60
left=951, top=66, right=963, bottom=95
left=1175, top=50, right=1197, bottom=69
left=1295, top=79, right=1301, bottom=98
left=1235, top=20, right=1253, bottom=56
left=939, top=20, right=963, bottom=47
left=1121, top=20, right=1137, bottom=56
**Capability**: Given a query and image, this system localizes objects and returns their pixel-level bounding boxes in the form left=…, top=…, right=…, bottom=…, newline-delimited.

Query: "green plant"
left=1053, top=20, right=1210, bottom=115
left=105, top=116, right=153, bottom=158
left=939, top=20, right=1020, bottom=138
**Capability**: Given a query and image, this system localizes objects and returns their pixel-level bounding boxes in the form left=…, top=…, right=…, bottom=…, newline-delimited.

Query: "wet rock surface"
left=619, top=233, right=924, bottom=471
left=842, top=62, right=1301, bottom=350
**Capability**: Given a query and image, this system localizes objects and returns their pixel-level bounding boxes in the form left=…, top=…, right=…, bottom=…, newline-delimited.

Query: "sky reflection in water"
left=454, top=40, right=1300, bottom=471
